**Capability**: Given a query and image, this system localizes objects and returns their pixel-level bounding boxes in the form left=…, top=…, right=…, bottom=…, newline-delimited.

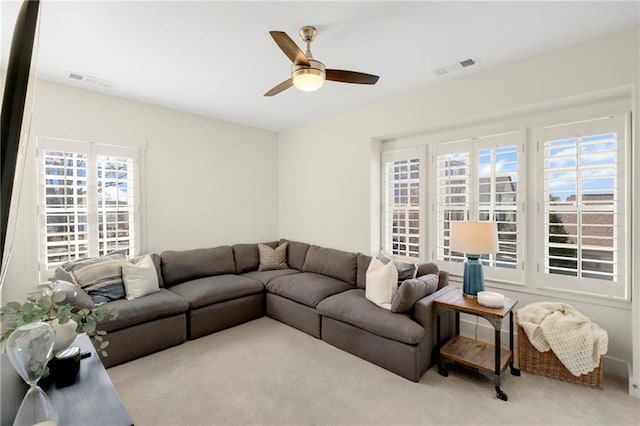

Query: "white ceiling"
left=2, top=1, right=638, bottom=132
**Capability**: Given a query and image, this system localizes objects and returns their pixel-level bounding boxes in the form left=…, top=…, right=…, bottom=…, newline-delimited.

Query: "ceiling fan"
left=264, top=26, right=380, bottom=96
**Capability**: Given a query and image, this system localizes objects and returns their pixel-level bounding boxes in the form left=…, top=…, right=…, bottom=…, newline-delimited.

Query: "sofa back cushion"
left=356, top=253, right=372, bottom=289
left=302, top=245, right=357, bottom=286
left=161, top=246, right=235, bottom=287
left=279, top=239, right=310, bottom=271
left=232, top=241, right=278, bottom=274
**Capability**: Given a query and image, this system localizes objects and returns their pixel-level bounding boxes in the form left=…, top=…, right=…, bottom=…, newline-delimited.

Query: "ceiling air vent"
left=67, top=72, right=114, bottom=88
left=434, top=57, right=478, bottom=76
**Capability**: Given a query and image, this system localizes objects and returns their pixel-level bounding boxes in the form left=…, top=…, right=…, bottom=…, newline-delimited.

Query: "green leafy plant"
left=0, top=281, right=118, bottom=357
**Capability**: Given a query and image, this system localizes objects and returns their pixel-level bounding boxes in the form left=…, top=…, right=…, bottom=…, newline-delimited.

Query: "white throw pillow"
left=365, top=257, right=399, bottom=310
left=122, top=255, right=160, bottom=300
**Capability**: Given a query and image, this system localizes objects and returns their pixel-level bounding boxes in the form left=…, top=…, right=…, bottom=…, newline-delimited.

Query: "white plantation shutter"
left=434, top=132, right=524, bottom=283
left=96, top=150, right=136, bottom=256
left=381, top=148, right=422, bottom=258
left=477, top=134, right=523, bottom=280
left=434, top=144, right=470, bottom=264
left=38, top=138, right=139, bottom=278
left=538, top=114, right=628, bottom=298
left=39, top=148, right=90, bottom=266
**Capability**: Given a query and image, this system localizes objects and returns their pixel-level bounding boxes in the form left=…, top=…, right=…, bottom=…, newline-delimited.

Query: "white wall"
left=2, top=80, right=279, bottom=304
left=279, top=27, right=639, bottom=381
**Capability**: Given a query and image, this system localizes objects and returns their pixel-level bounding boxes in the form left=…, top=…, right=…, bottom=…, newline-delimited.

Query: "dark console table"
left=1, top=333, right=132, bottom=426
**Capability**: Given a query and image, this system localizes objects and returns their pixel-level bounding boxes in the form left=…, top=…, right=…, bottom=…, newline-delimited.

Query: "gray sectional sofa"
left=96, top=239, right=455, bottom=382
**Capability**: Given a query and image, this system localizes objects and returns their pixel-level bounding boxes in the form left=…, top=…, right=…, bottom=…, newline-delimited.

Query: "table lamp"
left=450, top=221, right=499, bottom=298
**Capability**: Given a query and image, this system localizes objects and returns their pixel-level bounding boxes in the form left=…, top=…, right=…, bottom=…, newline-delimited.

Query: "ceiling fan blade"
left=264, top=78, right=294, bottom=97
left=269, top=31, right=310, bottom=66
left=326, top=69, right=379, bottom=85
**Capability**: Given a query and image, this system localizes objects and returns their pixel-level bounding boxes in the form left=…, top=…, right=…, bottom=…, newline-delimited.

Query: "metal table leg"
left=509, top=311, right=521, bottom=376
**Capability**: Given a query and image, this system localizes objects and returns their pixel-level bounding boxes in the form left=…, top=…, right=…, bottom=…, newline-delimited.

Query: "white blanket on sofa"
left=517, top=302, right=608, bottom=376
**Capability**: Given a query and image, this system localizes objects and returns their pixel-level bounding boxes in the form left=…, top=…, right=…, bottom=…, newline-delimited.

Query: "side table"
left=434, top=289, right=520, bottom=401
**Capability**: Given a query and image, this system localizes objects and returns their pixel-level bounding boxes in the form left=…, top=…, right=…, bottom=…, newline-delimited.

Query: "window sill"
left=447, top=274, right=632, bottom=310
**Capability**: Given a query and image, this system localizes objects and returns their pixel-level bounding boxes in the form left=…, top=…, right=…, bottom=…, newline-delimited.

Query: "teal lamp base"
left=462, top=254, right=484, bottom=298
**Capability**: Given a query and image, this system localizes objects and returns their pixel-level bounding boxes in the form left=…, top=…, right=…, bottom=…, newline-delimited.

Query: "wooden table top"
left=434, top=288, right=517, bottom=318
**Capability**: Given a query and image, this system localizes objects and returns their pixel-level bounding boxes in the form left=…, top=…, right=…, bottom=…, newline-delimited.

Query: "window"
left=537, top=115, right=628, bottom=298
left=433, top=132, right=524, bottom=283
left=381, top=148, right=422, bottom=258
left=37, top=137, right=139, bottom=277
left=379, top=99, right=631, bottom=301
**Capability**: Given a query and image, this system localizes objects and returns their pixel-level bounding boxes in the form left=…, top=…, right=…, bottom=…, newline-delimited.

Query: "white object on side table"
left=477, top=291, right=505, bottom=308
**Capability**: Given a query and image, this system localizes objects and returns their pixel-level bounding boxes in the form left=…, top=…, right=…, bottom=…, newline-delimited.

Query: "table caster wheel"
left=495, top=386, right=508, bottom=401
left=438, top=366, right=448, bottom=377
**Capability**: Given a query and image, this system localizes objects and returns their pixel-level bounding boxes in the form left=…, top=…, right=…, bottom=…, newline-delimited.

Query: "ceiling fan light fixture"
left=264, top=27, right=379, bottom=96
left=292, top=60, right=325, bottom=92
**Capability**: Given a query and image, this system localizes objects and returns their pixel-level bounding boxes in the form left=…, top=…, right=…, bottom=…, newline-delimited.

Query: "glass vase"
left=6, top=321, right=59, bottom=426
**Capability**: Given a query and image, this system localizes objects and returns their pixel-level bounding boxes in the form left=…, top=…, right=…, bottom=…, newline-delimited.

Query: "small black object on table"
left=434, top=289, right=521, bottom=401
left=1, top=333, right=133, bottom=426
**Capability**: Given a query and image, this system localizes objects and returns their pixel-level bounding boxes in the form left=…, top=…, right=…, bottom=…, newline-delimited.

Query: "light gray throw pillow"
left=52, top=280, right=96, bottom=309
left=390, top=273, right=439, bottom=313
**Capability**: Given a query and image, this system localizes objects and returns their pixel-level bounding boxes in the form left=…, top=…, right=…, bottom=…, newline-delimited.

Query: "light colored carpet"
left=108, top=317, right=639, bottom=425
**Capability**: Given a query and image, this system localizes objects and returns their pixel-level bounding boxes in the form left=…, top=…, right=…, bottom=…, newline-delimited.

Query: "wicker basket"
left=516, top=323, right=603, bottom=389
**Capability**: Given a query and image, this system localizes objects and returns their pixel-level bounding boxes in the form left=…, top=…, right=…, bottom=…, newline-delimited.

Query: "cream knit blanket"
left=517, top=302, right=608, bottom=376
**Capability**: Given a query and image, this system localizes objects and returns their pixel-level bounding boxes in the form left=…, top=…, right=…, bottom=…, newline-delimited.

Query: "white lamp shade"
left=450, top=221, right=499, bottom=254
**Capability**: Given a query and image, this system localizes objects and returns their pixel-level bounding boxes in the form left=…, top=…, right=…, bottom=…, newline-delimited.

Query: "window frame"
left=534, top=114, right=630, bottom=299
left=36, top=136, right=141, bottom=280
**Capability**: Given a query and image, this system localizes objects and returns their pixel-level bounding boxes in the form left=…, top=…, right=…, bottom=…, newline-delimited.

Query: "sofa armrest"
left=437, top=270, right=449, bottom=290
left=412, top=285, right=457, bottom=329
left=412, top=285, right=457, bottom=374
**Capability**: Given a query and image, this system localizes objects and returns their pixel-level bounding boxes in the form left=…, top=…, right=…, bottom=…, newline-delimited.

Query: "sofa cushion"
left=72, top=259, right=126, bottom=305
left=365, top=257, right=398, bottom=310
left=266, top=272, right=353, bottom=308
left=317, top=289, right=426, bottom=345
left=279, top=239, right=310, bottom=271
left=391, top=273, right=439, bottom=313
left=302, top=245, right=357, bottom=286
left=55, top=253, right=127, bottom=283
left=416, top=262, right=448, bottom=289
left=169, top=274, right=264, bottom=309
left=241, top=269, right=300, bottom=285
left=130, top=253, right=164, bottom=288
left=98, top=289, right=188, bottom=333
left=356, top=253, right=372, bottom=289
left=52, top=280, right=95, bottom=309
left=379, top=250, right=419, bottom=283
left=122, top=255, right=160, bottom=300
left=258, top=242, right=289, bottom=271
left=232, top=241, right=278, bottom=274
left=161, top=246, right=236, bottom=287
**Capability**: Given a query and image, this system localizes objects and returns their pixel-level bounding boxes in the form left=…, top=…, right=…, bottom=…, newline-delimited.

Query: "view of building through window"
left=544, top=132, right=618, bottom=281
left=382, top=156, right=420, bottom=258
left=435, top=138, right=520, bottom=271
